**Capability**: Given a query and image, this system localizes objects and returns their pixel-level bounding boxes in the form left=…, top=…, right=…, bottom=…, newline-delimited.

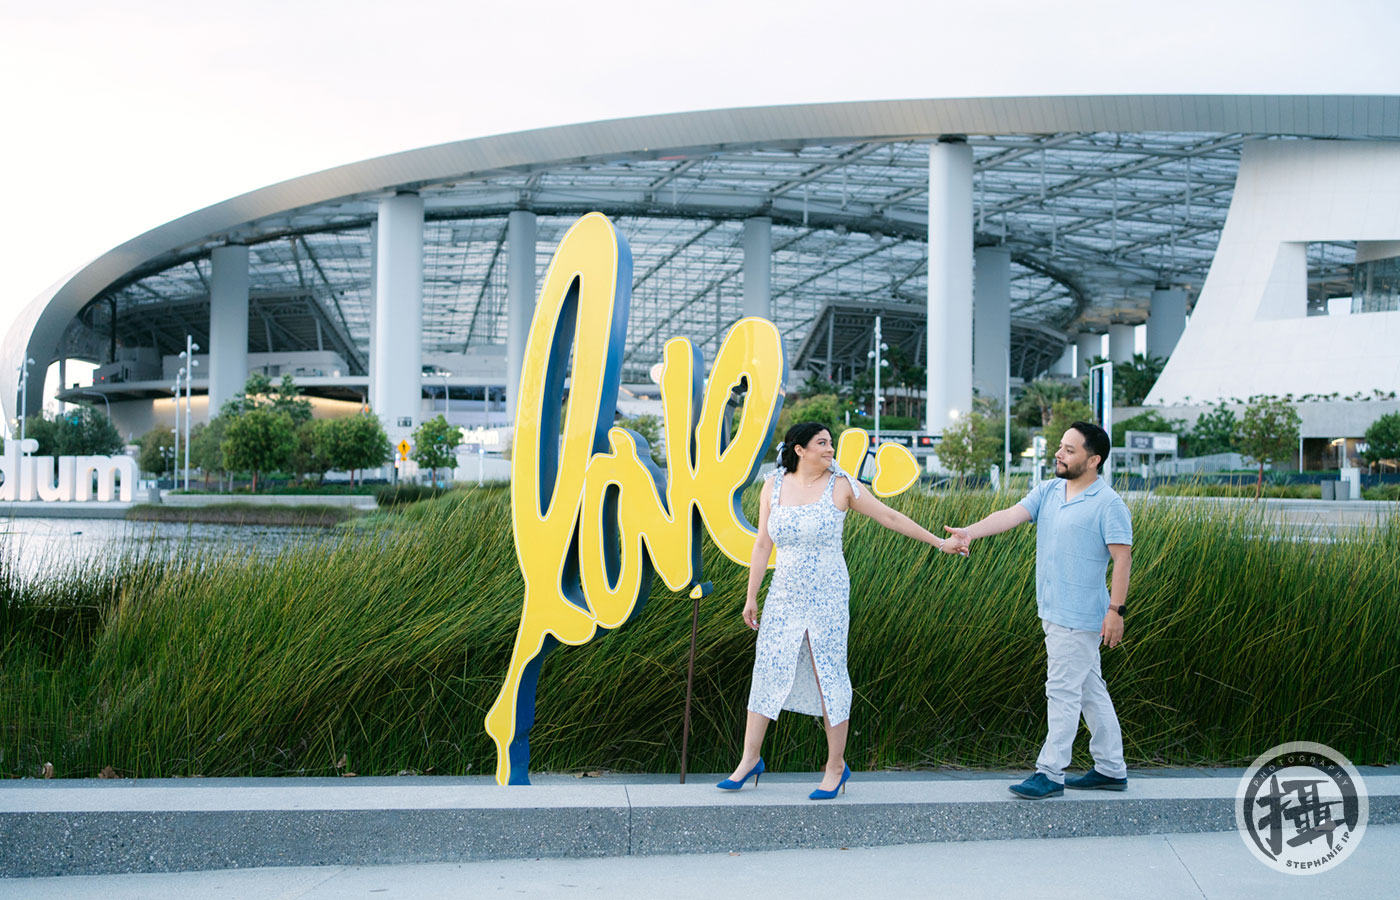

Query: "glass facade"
left=1352, top=255, right=1400, bottom=313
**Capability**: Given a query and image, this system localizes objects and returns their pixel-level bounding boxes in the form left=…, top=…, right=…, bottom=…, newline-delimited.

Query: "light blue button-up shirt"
left=1016, top=476, right=1133, bottom=632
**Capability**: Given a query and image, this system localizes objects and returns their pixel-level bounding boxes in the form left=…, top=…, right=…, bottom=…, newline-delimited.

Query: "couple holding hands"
left=719, top=420, right=1133, bottom=801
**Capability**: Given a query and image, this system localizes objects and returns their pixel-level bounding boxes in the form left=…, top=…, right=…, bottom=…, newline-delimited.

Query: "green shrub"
left=1186, top=403, right=1237, bottom=457
left=23, top=407, right=123, bottom=457
left=1362, top=412, right=1400, bottom=470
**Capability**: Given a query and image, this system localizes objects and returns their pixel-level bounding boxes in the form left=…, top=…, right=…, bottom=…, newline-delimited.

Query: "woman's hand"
left=941, top=526, right=971, bottom=556
left=743, top=599, right=760, bottom=630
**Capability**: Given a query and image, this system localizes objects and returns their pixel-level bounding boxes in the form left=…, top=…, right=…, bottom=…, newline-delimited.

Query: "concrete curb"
left=159, top=493, right=378, bottom=510
left=3, top=771, right=1396, bottom=877
left=0, top=501, right=133, bottom=519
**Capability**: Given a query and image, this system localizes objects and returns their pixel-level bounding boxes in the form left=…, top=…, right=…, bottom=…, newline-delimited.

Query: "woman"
left=718, top=421, right=951, bottom=799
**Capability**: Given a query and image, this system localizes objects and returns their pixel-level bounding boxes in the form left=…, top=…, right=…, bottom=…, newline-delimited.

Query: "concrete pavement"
left=3, top=768, right=1396, bottom=878
left=3, top=825, right=1397, bottom=900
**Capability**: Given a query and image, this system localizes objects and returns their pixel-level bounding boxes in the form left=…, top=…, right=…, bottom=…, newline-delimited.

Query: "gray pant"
left=1035, top=619, right=1127, bottom=783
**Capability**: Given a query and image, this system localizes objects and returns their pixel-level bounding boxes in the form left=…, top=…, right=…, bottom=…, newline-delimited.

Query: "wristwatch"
left=1110, top=603, right=1126, bottom=617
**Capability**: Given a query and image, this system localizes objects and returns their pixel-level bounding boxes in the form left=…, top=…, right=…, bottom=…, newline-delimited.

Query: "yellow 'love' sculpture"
left=484, top=212, right=919, bottom=784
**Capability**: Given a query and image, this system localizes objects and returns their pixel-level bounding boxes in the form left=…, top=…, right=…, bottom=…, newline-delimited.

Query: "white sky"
left=3, top=0, right=1399, bottom=343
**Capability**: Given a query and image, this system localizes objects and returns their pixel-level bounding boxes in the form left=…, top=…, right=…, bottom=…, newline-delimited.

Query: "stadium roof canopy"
left=9, top=95, right=1400, bottom=416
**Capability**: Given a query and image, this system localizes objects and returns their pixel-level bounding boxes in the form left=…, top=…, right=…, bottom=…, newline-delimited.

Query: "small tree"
left=321, top=413, right=392, bottom=486
left=292, top=419, right=336, bottom=485
left=1042, top=399, right=1096, bottom=465
left=971, top=398, right=1032, bottom=471
left=22, top=415, right=61, bottom=455
left=937, top=412, right=1000, bottom=478
left=191, top=416, right=229, bottom=490
left=221, top=408, right=296, bottom=492
left=137, top=427, right=176, bottom=477
left=24, top=407, right=124, bottom=456
left=1186, top=402, right=1237, bottom=457
left=219, top=373, right=273, bottom=417
left=271, top=374, right=313, bottom=426
left=1235, top=395, right=1302, bottom=498
left=220, top=373, right=311, bottom=424
left=1361, top=411, right=1400, bottom=473
left=411, top=415, right=462, bottom=484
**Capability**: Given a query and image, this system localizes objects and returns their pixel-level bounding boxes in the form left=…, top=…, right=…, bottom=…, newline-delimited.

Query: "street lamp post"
left=1005, top=353, right=1012, bottom=477
left=178, top=338, right=200, bottom=491
left=79, top=390, right=112, bottom=420
left=866, top=316, right=888, bottom=445
left=173, top=369, right=184, bottom=489
left=422, top=369, right=453, bottom=422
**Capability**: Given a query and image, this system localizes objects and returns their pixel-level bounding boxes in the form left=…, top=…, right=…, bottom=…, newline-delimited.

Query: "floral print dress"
left=745, top=465, right=859, bottom=726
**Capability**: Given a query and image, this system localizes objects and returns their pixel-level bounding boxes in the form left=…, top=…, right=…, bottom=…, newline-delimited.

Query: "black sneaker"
left=1064, top=768, right=1128, bottom=791
left=1008, top=772, right=1064, bottom=799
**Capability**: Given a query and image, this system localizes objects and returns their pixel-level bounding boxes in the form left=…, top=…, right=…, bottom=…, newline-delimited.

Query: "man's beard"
left=1055, top=458, right=1088, bottom=480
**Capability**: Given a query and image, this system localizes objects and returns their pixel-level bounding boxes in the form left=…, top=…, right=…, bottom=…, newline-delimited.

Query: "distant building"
left=5, top=96, right=1398, bottom=471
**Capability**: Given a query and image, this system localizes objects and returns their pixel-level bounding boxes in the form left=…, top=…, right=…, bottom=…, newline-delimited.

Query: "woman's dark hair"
left=778, top=421, right=832, bottom=472
left=1069, top=421, right=1111, bottom=473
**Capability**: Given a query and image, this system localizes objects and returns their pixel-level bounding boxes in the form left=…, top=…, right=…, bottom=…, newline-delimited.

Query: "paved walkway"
left=4, top=825, right=1396, bottom=899
left=1120, top=493, right=1398, bottom=534
left=4, top=768, right=1396, bottom=879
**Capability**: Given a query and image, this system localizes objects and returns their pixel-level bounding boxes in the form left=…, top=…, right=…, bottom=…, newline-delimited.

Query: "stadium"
left=4, top=94, right=1399, bottom=471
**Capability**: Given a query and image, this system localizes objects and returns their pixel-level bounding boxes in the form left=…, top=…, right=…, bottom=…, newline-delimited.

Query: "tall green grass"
left=2, top=486, right=1396, bottom=779
left=1153, top=483, right=1324, bottom=500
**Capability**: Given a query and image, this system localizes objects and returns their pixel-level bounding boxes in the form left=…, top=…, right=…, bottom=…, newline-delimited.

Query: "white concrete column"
left=926, top=137, right=974, bottom=433
left=742, top=217, right=772, bottom=320
left=1107, top=323, right=1136, bottom=365
left=973, top=246, right=1011, bottom=403
left=1049, top=344, right=1075, bottom=377
left=506, top=210, right=538, bottom=422
left=1075, top=332, right=1104, bottom=377
left=56, top=358, right=66, bottom=414
left=1147, top=288, right=1187, bottom=360
left=366, top=221, right=378, bottom=411
left=372, top=192, right=424, bottom=442
left=208, top=244, right=250, bottom=417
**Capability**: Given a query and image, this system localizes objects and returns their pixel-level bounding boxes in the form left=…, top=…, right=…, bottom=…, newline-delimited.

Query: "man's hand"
left=742, top=599, right=760, bottom=630
left=941, top=525, right=971, bottom=556
left=1100, top=610, right=1124, bottom=648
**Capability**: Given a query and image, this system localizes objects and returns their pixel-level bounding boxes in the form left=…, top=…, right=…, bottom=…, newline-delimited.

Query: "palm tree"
left=1114, top=353, right=1167, bottom=406
left=1015, top=378, right=1084, bottom=427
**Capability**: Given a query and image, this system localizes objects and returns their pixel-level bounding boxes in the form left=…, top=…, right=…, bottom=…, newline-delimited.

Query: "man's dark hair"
left=1068, top=421, right=1111, bottom=473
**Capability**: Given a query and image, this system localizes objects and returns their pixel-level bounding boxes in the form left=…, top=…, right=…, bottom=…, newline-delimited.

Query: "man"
left=942, top=421, right=1132, bottom=799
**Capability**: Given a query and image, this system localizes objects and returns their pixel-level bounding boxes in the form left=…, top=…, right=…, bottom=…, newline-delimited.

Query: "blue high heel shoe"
left=716, top=758, right=765, bottom=790
left=808, top=763, right=851, bottom=800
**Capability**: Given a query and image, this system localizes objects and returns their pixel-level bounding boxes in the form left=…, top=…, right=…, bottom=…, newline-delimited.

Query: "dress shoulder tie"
left=825, top=461, right=861, bottom=499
